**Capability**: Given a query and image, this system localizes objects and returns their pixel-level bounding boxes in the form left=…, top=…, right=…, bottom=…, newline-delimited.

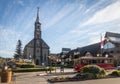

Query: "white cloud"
left=13, top=0, right=24, bottom=6
left=0, top=27, right=20, bottom=56
left=0, top=50, right=14, bottom=58
left=44, top=3, right=79, bottom=29
left=82, top=1, right=120, bottom=26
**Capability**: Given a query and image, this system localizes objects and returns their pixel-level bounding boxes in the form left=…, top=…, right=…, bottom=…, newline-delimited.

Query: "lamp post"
left=48, top=56, right=52, bottom=73
left=60, top=53, right=65, bottom=72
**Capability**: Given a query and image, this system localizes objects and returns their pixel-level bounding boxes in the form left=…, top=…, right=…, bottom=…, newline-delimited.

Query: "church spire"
left=34, top=7, right=41, bottom=39
left=36, top=7, right=39, bottom=23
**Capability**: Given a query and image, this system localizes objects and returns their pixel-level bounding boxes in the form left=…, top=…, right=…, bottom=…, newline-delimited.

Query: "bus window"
left=104, top=60, right=108, bottom=63
left=107, top=59, right=113, bottom=63
left=110, top=59, right=113, bottom=63
left=92, top=60, right=97, bottom=64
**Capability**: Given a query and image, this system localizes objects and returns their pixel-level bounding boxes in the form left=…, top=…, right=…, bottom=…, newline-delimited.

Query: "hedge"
left=110, top=70, right=120, bottom=77
left=12, top=67, right=55, bottom=72
left=16, top=63, right=35, bottom=68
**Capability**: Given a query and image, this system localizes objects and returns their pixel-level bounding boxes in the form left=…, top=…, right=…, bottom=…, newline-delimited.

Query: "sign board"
left=62, top=48, right=71, bottom=53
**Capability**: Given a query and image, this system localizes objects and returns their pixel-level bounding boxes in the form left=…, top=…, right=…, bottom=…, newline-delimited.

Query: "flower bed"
left=48, top=76, right=76, bottom=83
left=48, top=65, right=120, bottom=83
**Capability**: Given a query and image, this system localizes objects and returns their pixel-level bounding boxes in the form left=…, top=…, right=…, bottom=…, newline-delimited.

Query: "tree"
left=14, top=40, right=22, bottom=60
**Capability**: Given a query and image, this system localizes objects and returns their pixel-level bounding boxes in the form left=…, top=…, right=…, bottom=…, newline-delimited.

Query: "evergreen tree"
left=14, top=40, right=22, bottom=60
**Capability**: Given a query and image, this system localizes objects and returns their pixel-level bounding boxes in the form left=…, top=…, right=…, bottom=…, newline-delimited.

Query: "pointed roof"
left=36, top=7, right=40, bottom=23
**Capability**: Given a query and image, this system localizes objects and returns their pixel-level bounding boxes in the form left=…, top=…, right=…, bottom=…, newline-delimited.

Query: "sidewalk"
left=46, top=68, right=75, bottom=75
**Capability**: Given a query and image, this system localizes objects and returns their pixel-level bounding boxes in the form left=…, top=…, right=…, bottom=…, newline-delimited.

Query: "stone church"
left=24, top=8, right=49, bottom=65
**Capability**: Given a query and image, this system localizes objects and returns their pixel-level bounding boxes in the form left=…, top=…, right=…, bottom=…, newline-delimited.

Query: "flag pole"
left=100, top=33, right=103, bottom=56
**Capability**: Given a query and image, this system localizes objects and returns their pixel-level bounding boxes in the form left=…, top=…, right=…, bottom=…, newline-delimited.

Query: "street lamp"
left=60, top=53, right=65, bottom=72
left=48, top=56, right=52, bottom=73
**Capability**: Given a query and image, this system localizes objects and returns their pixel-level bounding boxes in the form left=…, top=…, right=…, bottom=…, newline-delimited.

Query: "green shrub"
left=99, top=69, right=106, bottom=76
left=16, top=63, right=35, bottom=68
left=110, top=70, right=120, bottom=77
left=0, top=69, right=1, bottom=72
left=12, top=67, right=55, bottom=72
left=82, top=65, right=101, bottom=74
left=20, top=64, right=35, bottom=68
left=81, top=65, right=106, bottom=79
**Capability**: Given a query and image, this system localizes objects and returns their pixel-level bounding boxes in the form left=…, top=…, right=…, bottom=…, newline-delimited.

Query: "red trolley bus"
left=74, top=57, right=114, bottom=72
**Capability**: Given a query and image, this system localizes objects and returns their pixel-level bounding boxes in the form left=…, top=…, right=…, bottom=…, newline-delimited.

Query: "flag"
left=100, top=40, right=104, bottom=48
left=100, top=33, right=104, bottom=49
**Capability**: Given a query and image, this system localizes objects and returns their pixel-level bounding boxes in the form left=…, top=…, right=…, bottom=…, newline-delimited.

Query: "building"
left=65, top=32, right=120, bottom=66
left=24, top=8, right=49, bottom=66
left=103, top=32, right=120, bottom=66
left=65, top=43, right=101, bottom=59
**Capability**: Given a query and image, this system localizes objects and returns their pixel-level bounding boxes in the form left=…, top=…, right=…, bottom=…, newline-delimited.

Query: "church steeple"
left=34, top=7, right=41, bottom=39
left=36, top=7, right=39, bottom=23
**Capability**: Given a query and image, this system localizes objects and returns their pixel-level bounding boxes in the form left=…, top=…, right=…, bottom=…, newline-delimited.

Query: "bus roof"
left=75, top=57, right=113, bottom=60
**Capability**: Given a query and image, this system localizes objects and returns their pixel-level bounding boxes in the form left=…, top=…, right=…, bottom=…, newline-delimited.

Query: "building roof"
left=64, top=32, right=120, bottom=59
left=105, top=32, right=120, bottom=38
left=105, top=32, right=120, bottom=44
left=24, top=38, right=49, bottom=49
left=65, top=42, right=101, bottom=58
left=77, top=42, right=101, bottom=56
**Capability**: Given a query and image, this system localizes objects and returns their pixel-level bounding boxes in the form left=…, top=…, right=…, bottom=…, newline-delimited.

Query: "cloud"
left=82, top=1, right=120, bottom=26
left=44, top=2, right=80, bottom=29
left=13, top=0, right=24, bottom=6
left=0, top=50, right=14, bottom=58
left=0, top=27, right=21, bottom=56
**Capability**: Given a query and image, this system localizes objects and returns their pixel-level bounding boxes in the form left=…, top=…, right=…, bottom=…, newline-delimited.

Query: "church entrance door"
left=36, top=59, right=39, bottom=65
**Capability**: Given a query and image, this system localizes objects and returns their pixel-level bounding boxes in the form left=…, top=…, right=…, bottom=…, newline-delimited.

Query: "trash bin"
left=1, top=70, right=12, bottom=83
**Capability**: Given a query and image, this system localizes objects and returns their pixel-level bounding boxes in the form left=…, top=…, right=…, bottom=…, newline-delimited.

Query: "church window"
left=37, top=34, right=39, bottom=38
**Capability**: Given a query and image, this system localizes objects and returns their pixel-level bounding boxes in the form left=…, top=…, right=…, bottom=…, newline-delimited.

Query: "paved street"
left=0, top=68, right=120, bottom=84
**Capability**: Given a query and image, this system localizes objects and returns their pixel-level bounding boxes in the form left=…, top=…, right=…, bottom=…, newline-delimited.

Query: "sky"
left=0, top=0, right=120, bottom=58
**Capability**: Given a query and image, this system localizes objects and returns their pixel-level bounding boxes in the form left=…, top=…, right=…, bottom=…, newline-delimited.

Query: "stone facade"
left=24, top=8, right=49, bottom=65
